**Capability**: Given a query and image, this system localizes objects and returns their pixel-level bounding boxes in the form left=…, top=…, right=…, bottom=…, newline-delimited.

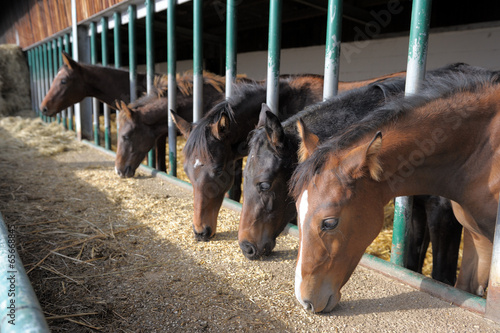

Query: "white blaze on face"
left=193, top=159, right=202, bottom=169
left=295, top=190, right=308, bottom=306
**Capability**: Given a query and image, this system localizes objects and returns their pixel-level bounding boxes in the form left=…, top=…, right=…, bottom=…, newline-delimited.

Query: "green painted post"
left=46, top=42, right=53, bottom=123
left=42, top=43, right=49, bottom=122
left=128, top=5, right=137, bottom=102
left=266, top=0, right=282, bottom=114
left=225, top=0, right=237, bottom=98
left=193, top=0, right=203, bottom=122
left=167, top=0, right=177, bottom=177
left=58, top=36, right=66, bottom=127
left=146, top=0, right=155, bottom=168
left=27, top=50, right=34, bottom=113
left=90, top=22, right=100, bottom=146
left=323, top=0, right=342, bottom=100
left=226, top=0, right=237, bottom=198
left=102, top=16, right=112, bottom=150
left=114, top=12, right=122, bottom=138
left=64, top=34, right=73, bottom=131
left=391, top=0, right=432, bottom=267
left=53, top=39, right=61, bottom=124
left=34, top=47, right=41, bottom=116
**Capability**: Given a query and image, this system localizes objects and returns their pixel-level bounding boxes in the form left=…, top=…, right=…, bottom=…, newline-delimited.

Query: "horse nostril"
left=193, top=225, right=213, bottom=242
left=239, top=241, right=259, bottom=260
left=42, top=106, right=48, bottom=115
left=303, top=300, right=315, bottom=313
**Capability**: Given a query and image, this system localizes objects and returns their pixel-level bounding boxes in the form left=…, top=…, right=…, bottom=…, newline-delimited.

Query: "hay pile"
left=0, top=45, right=31, bottom=116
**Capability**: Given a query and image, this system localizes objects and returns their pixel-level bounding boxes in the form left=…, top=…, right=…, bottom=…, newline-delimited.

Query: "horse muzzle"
left=115, top=165, right=135, bottom=178
left=239, top=240, right=275, bottom=260
left=193, top=225, right=214, bottom=241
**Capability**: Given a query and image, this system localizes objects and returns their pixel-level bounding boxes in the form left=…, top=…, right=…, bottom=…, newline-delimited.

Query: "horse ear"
left=297, top=118, right=319, bottom=162
left=62, top=51, right=78, bottom=70
left=118, top=101, right=135, bottom=120
left=257, top=103, right=272, bottom=128
left=263, top=110, right=285, bottom=153
left=171, top=110, right=193, bottom=139
left=343, top=131, right=383, bottom=181
left=211, top=105, right=233, bottom=140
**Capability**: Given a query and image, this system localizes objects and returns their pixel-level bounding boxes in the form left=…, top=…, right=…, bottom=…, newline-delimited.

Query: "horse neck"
left=375, top=92, right=499, bottom=205
left=80, top=64, right=131, bottom=106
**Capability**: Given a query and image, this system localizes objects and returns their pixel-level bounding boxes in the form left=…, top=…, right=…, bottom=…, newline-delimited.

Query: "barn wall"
left=236, top=23, right=500, bottom=81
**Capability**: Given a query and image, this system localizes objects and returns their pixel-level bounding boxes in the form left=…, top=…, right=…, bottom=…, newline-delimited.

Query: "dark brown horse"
left=41, top=52, right=147, bottom=116
left=240, top=73, right=407, bottom=259
left=290, top=65, right=500, bottom=313
left=114, top=72, right=244, bottom=178
left=171, top=75, right=326, bottom=241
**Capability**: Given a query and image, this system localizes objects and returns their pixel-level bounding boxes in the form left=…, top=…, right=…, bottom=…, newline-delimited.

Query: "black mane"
left=291, top=63, right=500, bottom=199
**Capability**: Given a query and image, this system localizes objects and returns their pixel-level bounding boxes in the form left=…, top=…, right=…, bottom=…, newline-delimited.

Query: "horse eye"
left=122, top=135, right=130, bottom=141
left=61, top=79, right=67, bottom=84
left=258, top=182, right=271, bottom=192
left=321, top=218, right=339, bottom=231
left=214, top=167, right=223, bottom=177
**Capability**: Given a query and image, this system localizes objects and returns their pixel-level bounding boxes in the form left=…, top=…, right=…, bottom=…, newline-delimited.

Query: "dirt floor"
left=1, top=112, right=500, bottom=332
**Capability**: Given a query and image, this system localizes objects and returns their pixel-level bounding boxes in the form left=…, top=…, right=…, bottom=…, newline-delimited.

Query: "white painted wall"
left=139, top=23, right=500, bottom=82
left=237, top=24, right=500, bottom=81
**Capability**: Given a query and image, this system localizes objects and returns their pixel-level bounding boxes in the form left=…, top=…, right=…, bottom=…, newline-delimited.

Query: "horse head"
left=291, top=129, right=386, bottom=313
left=239, top=105, right=297, bottom=259
left=115, top=99, right=168, bottom=177
left=172, top=103, right=240, bottom=241
left=41, top=52, right=86, bottom=116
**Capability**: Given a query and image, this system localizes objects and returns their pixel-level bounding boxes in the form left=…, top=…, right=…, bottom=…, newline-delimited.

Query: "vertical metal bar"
left=27, top=50, right=35, bottom=114
left=64, top=33, right=73, bottom=131
left=391, top=0, right=432, bottom=267
left=42, top=43, right=49, bottom=122
left=193, top=0, right=203, bottom=122
left=90, top=22, right=100, bottom=146
left=486, top=197, right=500, bottom=322
left=47, top=41, right=53, bottom=123
left=146, top=0, right=156, bottom=168
left=37, top=46, right=43, bottom=117
left=71, top=0, right=82, bottom=139
left=167, top=0, right=177, bottom=177
left=114, top=11, right=122, bottom=139
left=102, top=16, right=111, bottom=150
left=323, top=0, right=342, bottom=100
left=225, top=0, right=237, bottom=98
left=266, top=0, right=282, bottom=114
left=128, top=5, right=137, bottom=103
left=52, top=39, right=61, bottom=124
left=58, top=36, right=66, bottom=127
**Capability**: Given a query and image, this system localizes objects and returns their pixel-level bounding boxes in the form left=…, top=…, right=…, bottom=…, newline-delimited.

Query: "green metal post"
left=37, top=46, right=43, bottom=117
left=90, top=22, right=100, bottom=146
left=128, top=5, right=137, bottom=102
left=266, top=0, right=282, bottom=114
left=391, top=0, right=432, bottom=267
left=58, top=36, right=65, bottom=126
left=42, top=43, right=49, bottom=122
left=323, top=0, right=342, bottom=100
left=47, top=42, right=53, bottom=123
left=102, top=16, right=111, bottom=150
left=64, top=34, right=73, bottom=131
left=193, top=0, right=203, bottom=122
left=226, top=0, right=237, bottom=197
left=114, top=12, right=122, bottom=138
left=27, top=50, right=34, bottom=113
left=146, top=0, right=155, bottom=168
left=225, top=0, right=237, bottom=98
left=53, top=39, right=61, bottom=124
left=167, top=0, right=177, bottom=177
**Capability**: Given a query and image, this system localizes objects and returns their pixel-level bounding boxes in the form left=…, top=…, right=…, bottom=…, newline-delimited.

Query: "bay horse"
left=290, top=65, right=500, bottom=313
left=114, top=71, right=247, bottom=178
left=171, top=75, right=325, bottom=241
left=40, top=52, right=147, bottom=116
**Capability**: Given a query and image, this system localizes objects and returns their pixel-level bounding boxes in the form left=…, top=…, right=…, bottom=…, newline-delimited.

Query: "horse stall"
left=2, top=0, right=500, bottom=331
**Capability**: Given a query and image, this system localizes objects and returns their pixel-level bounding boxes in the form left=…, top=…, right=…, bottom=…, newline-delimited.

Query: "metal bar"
left=90, top=21, right=100, bottom=146
left=102, top=16, right=112, bottom=150
left=323, top=0, right=342, bottom=100
left=37, top=46, right=43, bottom=117
left=0, top=212, right=50, bottom=332
left=391, top=0, right=431, bottom=267
left=58, top=36, right=67, bottom=127
left=52, top=39, right=61, bottom=124
left=266, top=0, right=282, bottom=114
left=64, top=34, right=73, bottom=131
left=47, top=41, right=53, bottom=123
left=193, top=0, right=203, bottom=122
left=167, top=0, right=177, bottom=177
left=114, top=11, right=122, bottom=139
left=71, top=0, right=82, bottom=140
left=225, top=0, right=237, bottom=98
left=42, top=43, right=49, bottom=122
left=146, top=0, right=156, bottom=168
left=27, top=50, right=34, bottom=114
left=486, top=197, right=500, bottom=321
left=128, top=5, right=138, bottom=103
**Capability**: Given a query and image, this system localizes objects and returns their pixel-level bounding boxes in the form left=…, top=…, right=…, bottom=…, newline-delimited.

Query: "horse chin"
left=319, top=292, right=341, bottom=313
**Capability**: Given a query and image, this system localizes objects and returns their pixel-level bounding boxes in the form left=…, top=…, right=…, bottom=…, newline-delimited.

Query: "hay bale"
left=0, top=44, right=31, bottom=116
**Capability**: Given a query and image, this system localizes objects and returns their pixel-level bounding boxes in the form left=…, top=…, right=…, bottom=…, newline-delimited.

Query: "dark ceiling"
left=94, top=0, right=500, bottom=74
